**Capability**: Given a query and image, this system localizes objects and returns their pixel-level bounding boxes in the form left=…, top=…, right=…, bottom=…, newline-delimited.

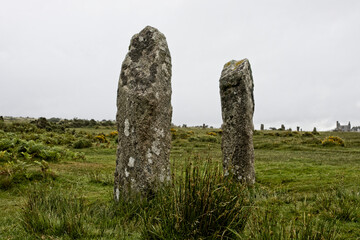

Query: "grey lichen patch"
left=154, top=128, right=164, bottom=137
left=124, top=168, right=130, bottom=177
left=151, top=140, right=161, bottom=156
left=124, top=119, right=130, bottom=137
left=115, top=188, right=120, bottom=201
left=147, top=149, right=153, bottom=164
left=128, top=157, right=135, bottom=167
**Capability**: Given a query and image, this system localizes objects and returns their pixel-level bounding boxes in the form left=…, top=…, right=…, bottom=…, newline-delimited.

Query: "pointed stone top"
left=126, top=26, right=168, bottom=63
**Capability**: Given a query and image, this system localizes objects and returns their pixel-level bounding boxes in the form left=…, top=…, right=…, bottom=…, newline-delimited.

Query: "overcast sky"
left=1, top=0, right=360, bottom=130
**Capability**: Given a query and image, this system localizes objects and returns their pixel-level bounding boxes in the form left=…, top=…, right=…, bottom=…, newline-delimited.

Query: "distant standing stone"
left=114, top=26, right=172, bottom=200
left=219, top=59, right=255, bottom=185
left=260, top=124, right=264, bottom=131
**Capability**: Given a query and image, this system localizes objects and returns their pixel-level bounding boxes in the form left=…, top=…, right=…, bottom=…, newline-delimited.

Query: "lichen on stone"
left=124, top=168, right=130, bottom=177
left=124, top=119, right=130, bottom=136
left=151, top=140, right=161, bottom=156
left=128, top=157, right=135, bottom=167
left=235, top=59, right=245, bottom=67
left=224, top=61, right=232, bottom=68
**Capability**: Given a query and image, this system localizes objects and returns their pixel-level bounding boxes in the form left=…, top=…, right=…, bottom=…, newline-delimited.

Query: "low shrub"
left=72, top=139, right=92, bottom=149
left=198, top=135, right=218, bottom=143
left=176, top=130, right=190, bottom=139
left=322, top=136, right=345, bottom=147
left=275, top=131, right=294, bottom=137
left=206, top=131, right=217, bottom=136
left=0, top=133, right=86, bottom=163
left=302, top=132, right=314, bottom=137
left=108, top=131, right=118, bottom=137
left=0, top=160, right=55, bottom=189
left=95, top=134, right=108, bottom=143
left=301, top=137, right=322, bottom=145
left=0, top=150, right=12, bottom=162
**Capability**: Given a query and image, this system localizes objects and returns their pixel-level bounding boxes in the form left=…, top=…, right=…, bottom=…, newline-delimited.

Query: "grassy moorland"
left=0, top=118, right=359, bottom=239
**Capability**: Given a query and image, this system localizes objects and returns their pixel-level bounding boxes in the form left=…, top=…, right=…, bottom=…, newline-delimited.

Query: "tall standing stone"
left=260, top=124, right=264, bottom=131
left=114, top=26, right=172, bottom=200
left=219, top=59, right=255, bottom=185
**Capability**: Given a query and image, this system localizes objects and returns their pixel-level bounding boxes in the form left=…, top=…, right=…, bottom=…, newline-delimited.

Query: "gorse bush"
left=322, top=136, right=345, bottom=147
left=206, top=131, right=217, bottom=136
left=95, top=134, right=108, bottom=143
left=108, top=131, right=118, bottom=137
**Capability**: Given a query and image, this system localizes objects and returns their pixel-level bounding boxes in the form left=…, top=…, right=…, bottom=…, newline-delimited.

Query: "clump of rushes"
left=322, top=136, right=345, bottom=147
left=142, top=160, right=253, bottom=239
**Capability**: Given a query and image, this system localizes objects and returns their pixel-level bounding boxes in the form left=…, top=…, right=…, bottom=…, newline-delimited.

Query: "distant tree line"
left=0, top=116, right=116, bottom=134
left=46, top=118, right=115, bottom=128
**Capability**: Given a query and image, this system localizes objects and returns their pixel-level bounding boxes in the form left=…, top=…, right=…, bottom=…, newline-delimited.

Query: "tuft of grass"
left=72, top=138, right=92, bottom=149
left=141, top=160, right=253, bottom=239
left=21, top=185, right=87, bottom=239
left=246, top=209, right=339, bottom=240
left=314, top=188, right=360, bottom=222
left=88, top=171, right=113, bottom=186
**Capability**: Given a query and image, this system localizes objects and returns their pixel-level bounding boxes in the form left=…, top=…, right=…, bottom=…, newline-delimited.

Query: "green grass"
left=1, top=124, right=360, bottom=239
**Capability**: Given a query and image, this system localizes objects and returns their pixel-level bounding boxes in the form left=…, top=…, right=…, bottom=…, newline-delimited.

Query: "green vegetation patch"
left=1, top=121, right=360, bottom=239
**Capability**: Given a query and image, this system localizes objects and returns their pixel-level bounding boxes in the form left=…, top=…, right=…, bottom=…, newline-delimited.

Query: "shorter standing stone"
left=260, top=124, right=264, bottom=131
left=219, top=59, right=255, bottom=185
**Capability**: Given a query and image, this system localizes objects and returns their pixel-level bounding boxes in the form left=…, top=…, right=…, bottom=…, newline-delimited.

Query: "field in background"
left=0, top=118, right=359, bottom=239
